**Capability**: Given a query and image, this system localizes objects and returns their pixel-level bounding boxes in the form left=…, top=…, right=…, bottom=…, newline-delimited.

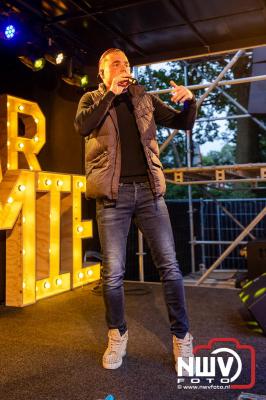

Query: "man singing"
left=75, top=48, right=197, bottom=373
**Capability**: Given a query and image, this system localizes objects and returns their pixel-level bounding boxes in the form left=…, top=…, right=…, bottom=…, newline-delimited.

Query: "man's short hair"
left=98, top=48, right=125, bottom=73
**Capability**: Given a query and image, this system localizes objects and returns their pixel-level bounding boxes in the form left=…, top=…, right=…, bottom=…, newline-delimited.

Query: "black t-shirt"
left=113, top=91, right=149, bottom=183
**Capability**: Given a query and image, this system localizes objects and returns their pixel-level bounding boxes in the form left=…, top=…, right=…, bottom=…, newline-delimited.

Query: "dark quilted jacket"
left=75, top=83, right=196, bottom=199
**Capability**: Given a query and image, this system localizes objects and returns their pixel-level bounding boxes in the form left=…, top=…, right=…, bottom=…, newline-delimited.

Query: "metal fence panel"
left=200, top=198, right=266, bottom=270
left=124, top=198, right=266, bottom=281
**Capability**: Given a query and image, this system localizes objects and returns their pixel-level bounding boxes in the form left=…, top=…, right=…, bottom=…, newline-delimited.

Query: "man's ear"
left=97, top=70, right=104, bottom=83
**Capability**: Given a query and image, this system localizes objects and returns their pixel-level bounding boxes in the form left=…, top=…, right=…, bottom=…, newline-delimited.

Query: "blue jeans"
left=96, top=181, right=189, bottom=339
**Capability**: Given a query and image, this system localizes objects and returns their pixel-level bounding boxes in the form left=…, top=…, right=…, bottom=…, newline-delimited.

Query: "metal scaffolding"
left=135, top=48, right=266, bottom=285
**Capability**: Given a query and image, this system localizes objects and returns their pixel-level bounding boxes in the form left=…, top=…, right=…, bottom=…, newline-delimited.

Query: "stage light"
left=45, top=51, right=65, bottom=65
left=62, top=57, right=89, bottom=88
left=62, top=73, right=89, bottom=88
left=4, top=24, right=16, bottom=39
left=80, top=75, right=89, bottom=88
left=18, top=55, right=46, bottom=72
left=56, top=52, right=64, bottom=64
left=45, top=38, right=65, bottom=65
left=33, top=58, right=45, bottom=71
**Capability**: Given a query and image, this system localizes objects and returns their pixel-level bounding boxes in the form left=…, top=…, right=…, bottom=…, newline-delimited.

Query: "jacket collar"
left=98, top=83, right=106, bottom=95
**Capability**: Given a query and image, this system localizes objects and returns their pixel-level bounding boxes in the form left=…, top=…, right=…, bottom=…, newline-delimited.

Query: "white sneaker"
left=102, top=329, right=128, bottom=369
left=173, top=332, right=194, bottom=377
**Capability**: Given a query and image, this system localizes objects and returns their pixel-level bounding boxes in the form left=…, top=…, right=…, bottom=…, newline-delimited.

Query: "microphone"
left=128, top=77, right=138, bottom=85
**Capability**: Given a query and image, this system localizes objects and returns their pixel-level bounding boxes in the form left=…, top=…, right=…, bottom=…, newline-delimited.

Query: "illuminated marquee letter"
left=72, top=176, right=100, bottom=288
left=0, top=94, right=101, bottom=306
left=36, top=172, right=71, bottom=299
left=0, top=170, right=35, bottom=306
left=0, top=94, right=45, bottom=173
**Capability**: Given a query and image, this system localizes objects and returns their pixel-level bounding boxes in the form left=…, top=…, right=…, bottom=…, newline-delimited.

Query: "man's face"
left=100, top=51, right=131, bottom=89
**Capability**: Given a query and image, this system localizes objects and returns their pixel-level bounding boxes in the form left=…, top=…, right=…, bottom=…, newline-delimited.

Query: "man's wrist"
left=183, top=95, right=196, bottom=110
left=185, top=94, right=196, bottom=103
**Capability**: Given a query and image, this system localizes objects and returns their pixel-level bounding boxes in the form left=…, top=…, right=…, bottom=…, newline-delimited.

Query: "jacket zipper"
left=140, top=139, right=156, bottom=196
left=111, top=135, right=120, bottom=199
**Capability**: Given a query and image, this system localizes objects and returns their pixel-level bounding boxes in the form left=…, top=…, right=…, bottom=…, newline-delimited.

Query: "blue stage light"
left=4, top=24, right=16, bottom=39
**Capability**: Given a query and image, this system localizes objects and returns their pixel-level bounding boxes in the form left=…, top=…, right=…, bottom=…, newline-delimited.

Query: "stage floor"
left=0, top=282, right=265, bottom=400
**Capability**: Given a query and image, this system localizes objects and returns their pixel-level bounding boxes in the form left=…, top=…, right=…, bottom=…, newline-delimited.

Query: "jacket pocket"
left=86, top=151, right=109, bottom=176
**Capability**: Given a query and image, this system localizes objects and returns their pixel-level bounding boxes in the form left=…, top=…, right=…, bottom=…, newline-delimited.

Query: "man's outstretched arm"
left=151, top=81, right=197, bottom=130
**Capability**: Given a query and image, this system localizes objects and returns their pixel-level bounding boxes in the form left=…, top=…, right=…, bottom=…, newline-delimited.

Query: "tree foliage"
left=136, top=54, right=266, bottom=199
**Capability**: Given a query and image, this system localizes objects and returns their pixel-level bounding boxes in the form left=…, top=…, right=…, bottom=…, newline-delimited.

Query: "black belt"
left=119, top=175, right=149, bottom=183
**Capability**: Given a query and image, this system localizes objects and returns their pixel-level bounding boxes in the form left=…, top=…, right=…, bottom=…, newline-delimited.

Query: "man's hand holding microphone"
left=110, top=74, right=136, bottom=95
